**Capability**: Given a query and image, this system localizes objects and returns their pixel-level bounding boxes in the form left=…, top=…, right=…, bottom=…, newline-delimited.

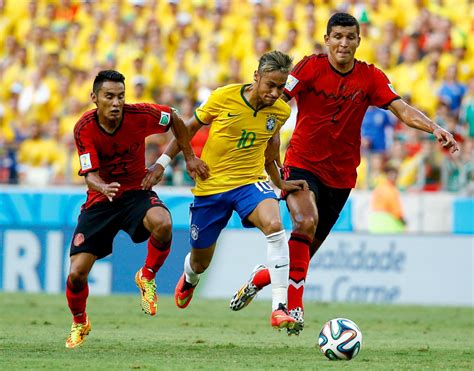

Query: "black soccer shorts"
left=70, top=190, right=170, bottom=259
left=281, top=166, right=351, bottom=242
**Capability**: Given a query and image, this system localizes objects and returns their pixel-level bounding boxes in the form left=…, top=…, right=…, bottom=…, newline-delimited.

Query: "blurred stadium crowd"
left=0, top=0, right=472, bottom=193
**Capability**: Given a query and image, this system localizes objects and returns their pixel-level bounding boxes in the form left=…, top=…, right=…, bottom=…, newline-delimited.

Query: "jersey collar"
left=94, top=110, right=124, bottom=136
left=328, top=58, right=357, bottom=77
left=241, top=84, right=262, bottom=117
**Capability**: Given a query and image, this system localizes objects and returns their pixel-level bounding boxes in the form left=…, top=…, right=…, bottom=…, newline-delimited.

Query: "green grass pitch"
left=1, top=292, right=472, bottom=370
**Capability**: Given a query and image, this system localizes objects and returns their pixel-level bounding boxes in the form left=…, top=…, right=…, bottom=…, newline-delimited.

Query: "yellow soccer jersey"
left=193, top=84, right=290, bottom=196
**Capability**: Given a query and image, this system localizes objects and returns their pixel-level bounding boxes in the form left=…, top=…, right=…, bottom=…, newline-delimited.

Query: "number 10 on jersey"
left=237, top=130, right=256, bottom=149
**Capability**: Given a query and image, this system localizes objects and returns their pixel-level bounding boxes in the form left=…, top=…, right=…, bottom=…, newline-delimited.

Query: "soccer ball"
left=318, top=318, right=362, bottom=360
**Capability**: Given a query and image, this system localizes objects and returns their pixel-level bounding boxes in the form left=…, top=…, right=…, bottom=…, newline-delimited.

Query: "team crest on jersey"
left=190, top=224, right=199, bottom=241
left=73, top=233, right=85, bottom=246
left=265, top=114, right=277, bottom=131
left=159, top=111, right=170, bottom=126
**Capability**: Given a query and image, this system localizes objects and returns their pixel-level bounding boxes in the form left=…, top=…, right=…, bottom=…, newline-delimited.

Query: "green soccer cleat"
left=135, top=269, right=158, bottom=316
left=65, top=317, right=91, bottom=349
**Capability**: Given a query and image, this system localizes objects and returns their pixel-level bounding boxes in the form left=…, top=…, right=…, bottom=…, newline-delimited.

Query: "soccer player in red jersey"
left=65, top=70, right=208, bottom=349
left=230, top=13, right=459, bottom=335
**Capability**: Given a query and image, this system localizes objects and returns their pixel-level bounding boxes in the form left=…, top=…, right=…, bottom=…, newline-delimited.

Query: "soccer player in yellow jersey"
left=151, top=51, right=308, bottom=330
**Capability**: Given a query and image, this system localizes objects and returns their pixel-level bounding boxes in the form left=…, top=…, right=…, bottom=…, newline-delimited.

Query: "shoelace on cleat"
left=69, top=323, right=86, bottom=342
left=142, top=279, right=156, bottom=302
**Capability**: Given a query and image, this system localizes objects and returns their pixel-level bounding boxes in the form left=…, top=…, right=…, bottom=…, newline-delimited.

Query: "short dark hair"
left=326, top=13, right=360, bottom=35
left=92, top=70, right=125, bottom=94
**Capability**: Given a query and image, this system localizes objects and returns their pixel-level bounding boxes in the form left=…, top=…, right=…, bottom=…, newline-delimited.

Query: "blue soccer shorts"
left=189, top=181, right=277, bottom=248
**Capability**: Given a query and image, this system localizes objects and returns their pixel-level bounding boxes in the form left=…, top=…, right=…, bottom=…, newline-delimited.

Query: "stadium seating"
left=0, top=0, right=472, bottom=193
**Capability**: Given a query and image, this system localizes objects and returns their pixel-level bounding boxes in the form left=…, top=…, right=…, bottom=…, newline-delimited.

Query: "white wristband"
left=155, top=154, right=172, bottom=169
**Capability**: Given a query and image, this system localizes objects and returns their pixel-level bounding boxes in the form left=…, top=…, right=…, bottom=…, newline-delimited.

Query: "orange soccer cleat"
left=174, top=273, right=198, bottom=309
left=271, top=303, right=297, bottom=330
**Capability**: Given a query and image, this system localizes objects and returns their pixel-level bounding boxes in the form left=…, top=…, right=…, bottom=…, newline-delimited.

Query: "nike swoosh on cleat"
left=275, top=264, right=289, bottom=269
left=177, top=295, right=192, bottom=307
left=227, top=113, right=239, bottom=117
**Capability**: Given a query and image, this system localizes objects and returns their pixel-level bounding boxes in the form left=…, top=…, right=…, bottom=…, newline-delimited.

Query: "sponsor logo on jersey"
left=266, top=114, right=277, bottom=131
left=285, top=74, right=299, bottom=91
left=159, top=111, right=171, bottom=126
left=80, top=153, right=92, bottom=171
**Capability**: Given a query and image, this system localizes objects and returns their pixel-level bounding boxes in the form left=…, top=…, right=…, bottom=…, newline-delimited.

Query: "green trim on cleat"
left=271, top=303, right=296, bottom=330
left=175, top=273, right=198, bottom=309
left=65, top=317, right=91, bottom=349
left=287, top=307, right=304, bottom=336
left=135, top=269, right=158, bottom=316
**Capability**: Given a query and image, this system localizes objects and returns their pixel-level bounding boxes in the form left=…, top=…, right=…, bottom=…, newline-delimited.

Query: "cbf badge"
left=265, top=114, right=277, bottom=131
left=190, top=224, right=199, bottom=241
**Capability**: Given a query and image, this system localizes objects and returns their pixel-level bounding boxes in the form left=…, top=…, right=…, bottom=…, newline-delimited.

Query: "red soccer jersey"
left=74, top=103, right=172, bottom=208
left=283, top=54, right=399, bottom=188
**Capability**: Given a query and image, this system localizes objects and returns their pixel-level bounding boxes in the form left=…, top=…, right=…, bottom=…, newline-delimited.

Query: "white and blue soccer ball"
left=318, top=318, right=362, bottom=360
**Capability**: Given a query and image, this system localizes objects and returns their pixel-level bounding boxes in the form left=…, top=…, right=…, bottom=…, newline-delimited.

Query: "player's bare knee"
left=149, top=216, right=172, bottom=241
left=264, top=219, right=284, bottom=235
left=68, top=268, right=88, bottom=288
left=151, top=224, right=172, bottom=242
left=293, top=215, right=317, bottom=237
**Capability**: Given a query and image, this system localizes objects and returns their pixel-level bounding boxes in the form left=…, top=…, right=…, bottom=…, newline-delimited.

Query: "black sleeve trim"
left=282, top=91, right=292, bottom=101
left=380, top=96, right=401, bottom=110
left=78, top=167, right=100, bottom=176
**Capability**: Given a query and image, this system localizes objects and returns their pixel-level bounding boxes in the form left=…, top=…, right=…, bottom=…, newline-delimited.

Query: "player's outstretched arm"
left=388, top=99, right=459, bottom=153
left=85, top=171, right=120, bottom=202
left=142, top=113, right=209, bottom=189
left=170, top=110, right=198, bottom=163
left=170, top=110, right=209, bottom=181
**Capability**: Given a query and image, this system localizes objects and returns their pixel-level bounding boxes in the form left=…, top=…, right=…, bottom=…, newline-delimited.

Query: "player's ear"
left=91, top=91, right=97, bottom=105
left=253, top=71, right=260, bottom=82
left=324, top=34, right=329, bottom=46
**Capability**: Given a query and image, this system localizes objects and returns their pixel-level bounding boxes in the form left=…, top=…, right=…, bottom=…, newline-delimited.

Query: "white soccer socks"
left=266, top=230, right=290, bottom=310
left=184, top=252, right=200, bottom=285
